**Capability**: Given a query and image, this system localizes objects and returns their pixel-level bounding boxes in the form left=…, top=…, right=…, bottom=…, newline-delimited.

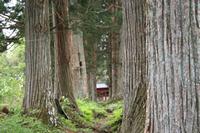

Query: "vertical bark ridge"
left=146, top=0, right=200, bottom=132
left=53, top=0, right=78, bottom=110
left=24, top=0, right=57, bottom=125
left=121, top=0, right=147, bottom=132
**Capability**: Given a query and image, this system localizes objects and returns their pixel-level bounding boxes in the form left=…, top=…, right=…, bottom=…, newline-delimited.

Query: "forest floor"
left=0, top=99, right=122, bottom=133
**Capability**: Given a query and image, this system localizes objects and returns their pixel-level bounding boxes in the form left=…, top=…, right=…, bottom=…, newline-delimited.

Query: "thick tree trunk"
left=53, top=0, right=78, bottom=111
left=23, top=0, right=57, bottom=125
left=121, top=0, right=147, bottom=133
left=71, top=31, right=88, bottom=98
left=76, top=33, right=88, bottom=98
left=145, top=1, right=200, bottom=133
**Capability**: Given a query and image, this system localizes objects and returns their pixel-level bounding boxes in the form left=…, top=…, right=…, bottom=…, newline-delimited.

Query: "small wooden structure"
left=96, top=83, right=109, bottom=100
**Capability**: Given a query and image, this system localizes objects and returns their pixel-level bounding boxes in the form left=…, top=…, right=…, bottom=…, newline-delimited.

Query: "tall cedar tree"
left=53, top=0, right=79, bottom=111
left=23, top=0, right=57, bottom=124
left=121, top=0, right=147, bottom=132
left=145, top=0, right=200, bottom=132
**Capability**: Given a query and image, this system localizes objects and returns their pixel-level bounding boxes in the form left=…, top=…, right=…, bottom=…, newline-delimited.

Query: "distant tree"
left=83, top=34, right=98, bottom=101
left=108, top=0, right=122, bottom=99
left=70, top=0, right=115, bottom=101
left=145, top=0, right=200, bottom=132
left=121, top=0, right=147, bottom=132
left=70, top=31, right=88, bottom=99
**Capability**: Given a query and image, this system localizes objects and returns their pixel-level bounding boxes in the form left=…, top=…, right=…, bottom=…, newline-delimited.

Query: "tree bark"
left=121, top=0, right=147, bottom=133
left=88, top=72, right=97, bottom=101
left=53, top=0, right=78, bottom=111
left=145, top=0, right=200, bottom=133
left=71, top=31, right=88, bottom=98
left=109, top=32, right=122, bottom=98
left=89, top=43, right=97, bottom=101
left=109, top=0, right=122, bottom=99
left=83, top=35, right=97, bottom=101
left=23, top=0, right=57, bottom=125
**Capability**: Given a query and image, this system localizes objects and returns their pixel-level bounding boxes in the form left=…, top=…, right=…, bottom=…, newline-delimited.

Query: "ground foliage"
left=0, top=99, right=122, bottom=133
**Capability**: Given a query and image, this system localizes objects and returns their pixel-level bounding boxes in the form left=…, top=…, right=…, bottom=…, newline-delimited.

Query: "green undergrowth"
left=0, top=99, right=123, bottom=133
left=59, top=98, right=108, bottom=132
left=102, top=101, right=123, bottom=132
left=61, top=99, right=92, bottom=127
left=77, top=99, right=107, bottom=122
left=0, top=108, right=61, bottom=133
left=59, top=98, right=123, bottom=133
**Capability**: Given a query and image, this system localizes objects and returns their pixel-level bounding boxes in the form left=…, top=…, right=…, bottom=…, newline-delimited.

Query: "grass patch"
left=59, top=116, right=78, bottom=132
left=0, top=110, right=61, bottom=133
left=77, top=99, right=107, bottom=122
left=0, top=99, right=123, bottom=133
left=59, top=98, right=103, bottom=132
left=104, top=101, right=123, bottom=132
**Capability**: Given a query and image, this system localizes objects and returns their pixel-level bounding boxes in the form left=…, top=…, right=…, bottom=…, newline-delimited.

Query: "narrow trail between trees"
left=61, top=99, right=122, bottom=133
left=93, top=112, right=113, bottom=133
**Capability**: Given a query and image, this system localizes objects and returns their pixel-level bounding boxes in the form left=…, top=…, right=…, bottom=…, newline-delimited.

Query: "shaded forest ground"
left=0, top=99, right=122, bottom=133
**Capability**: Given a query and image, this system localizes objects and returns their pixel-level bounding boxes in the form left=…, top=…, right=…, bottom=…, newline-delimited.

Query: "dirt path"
left=93, top=112, right=113, bottom=133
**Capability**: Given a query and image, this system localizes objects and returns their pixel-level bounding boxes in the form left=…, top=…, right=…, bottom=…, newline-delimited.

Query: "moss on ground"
left=100, top=100, right=123, bottom=133
left=0, top=109, right=61, bottom=133
left=77, top=99, right=108, bottom=122
left=0, top=99, right=123, bottom=133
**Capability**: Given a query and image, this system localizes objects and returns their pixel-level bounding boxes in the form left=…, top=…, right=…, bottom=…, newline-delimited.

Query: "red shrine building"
left=96, top=83, right=109, bottom=100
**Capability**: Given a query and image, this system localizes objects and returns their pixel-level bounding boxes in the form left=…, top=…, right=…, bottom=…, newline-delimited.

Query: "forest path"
left=92, top=100, right=122, bottom=133
left=61, top=99, right=122, bottom=133
left=93, top=114, right=113, bottom=133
